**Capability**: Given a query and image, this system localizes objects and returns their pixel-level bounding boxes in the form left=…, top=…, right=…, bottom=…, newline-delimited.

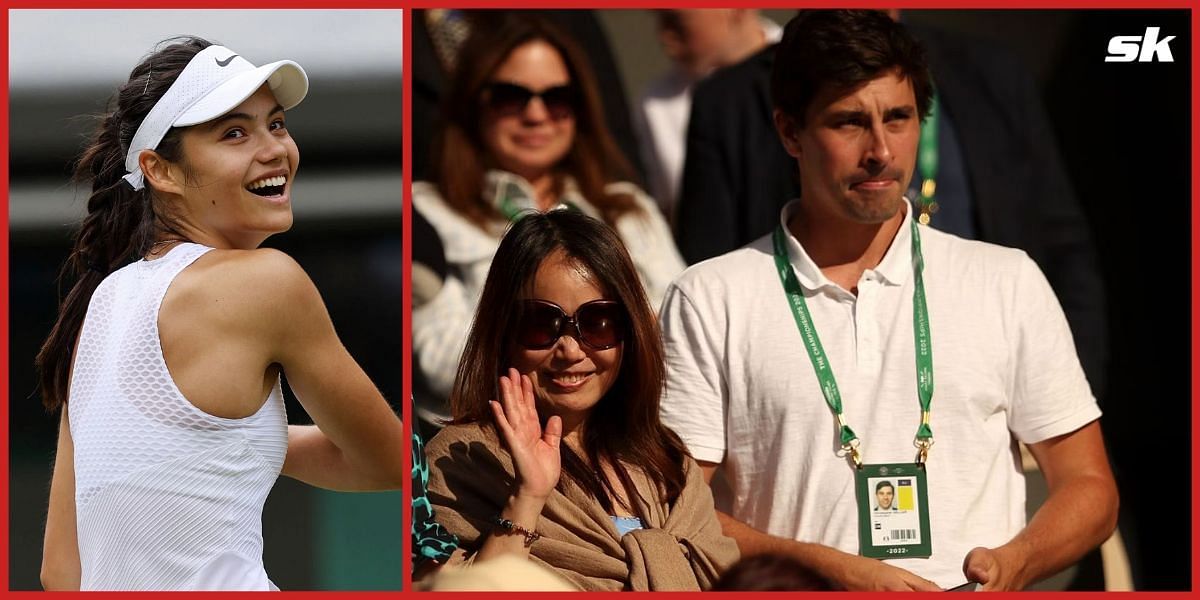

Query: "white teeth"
left=555, top=373, right=589, bottom=384
left=247, top=175, right=286, bottom=190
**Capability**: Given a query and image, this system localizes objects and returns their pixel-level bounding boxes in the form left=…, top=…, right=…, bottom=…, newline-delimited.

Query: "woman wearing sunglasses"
left=423, top=210, right=737, bottom=591
left=37, top=37, right=404, bottom=590
left=412, top=13, right=684, bottom=424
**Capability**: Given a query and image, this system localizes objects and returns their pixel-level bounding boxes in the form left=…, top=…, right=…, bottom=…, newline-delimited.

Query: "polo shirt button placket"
left=860, top=274, right=885, bottom=370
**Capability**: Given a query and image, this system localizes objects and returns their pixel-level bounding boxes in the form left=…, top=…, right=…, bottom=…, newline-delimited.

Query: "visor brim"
left=175, top=60, right=308, bottom=127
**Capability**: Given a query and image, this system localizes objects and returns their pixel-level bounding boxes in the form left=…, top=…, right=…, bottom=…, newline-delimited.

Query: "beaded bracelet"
left=493, top=515, right=541, bottom=547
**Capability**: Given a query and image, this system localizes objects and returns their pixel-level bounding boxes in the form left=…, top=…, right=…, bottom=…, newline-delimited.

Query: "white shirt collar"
left=776, top=197, right=916, bottom=291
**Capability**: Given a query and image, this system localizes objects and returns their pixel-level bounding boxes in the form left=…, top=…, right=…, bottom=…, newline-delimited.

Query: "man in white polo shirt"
left=659, top=10, right=1117, bottom=591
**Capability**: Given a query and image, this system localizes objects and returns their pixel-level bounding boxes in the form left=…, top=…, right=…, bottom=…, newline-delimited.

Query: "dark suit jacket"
left=676, top=28, right=1108, bottom=398
left=677, top=45, right=791, bottom=266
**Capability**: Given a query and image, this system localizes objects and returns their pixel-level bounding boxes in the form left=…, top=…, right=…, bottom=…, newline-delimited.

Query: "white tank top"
left=69, top=243, right=288, bottom=590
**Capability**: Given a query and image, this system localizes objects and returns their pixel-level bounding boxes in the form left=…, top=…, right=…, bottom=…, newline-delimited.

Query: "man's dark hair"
left=770, top=10, right=933, bottom=126
left=876, top=480, right=895, bottom=493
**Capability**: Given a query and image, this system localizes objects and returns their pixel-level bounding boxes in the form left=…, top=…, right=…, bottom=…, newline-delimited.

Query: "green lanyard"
left=916, top=94, right=938, bottom=225
left=499, top=196, right=580, bottom=222
left=499, top=195, right=527, bottom=222
left=771, top=218, right=935, bottom=468
left=495, top=175, right=584, bottom=222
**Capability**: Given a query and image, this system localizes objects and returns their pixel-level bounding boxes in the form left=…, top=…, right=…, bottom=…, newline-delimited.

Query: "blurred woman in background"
left=412, top=14, right=684, bottom=425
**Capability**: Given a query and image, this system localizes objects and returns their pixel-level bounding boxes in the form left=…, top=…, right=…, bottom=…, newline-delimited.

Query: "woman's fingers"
left=498, top=370, right=556, bottom=452
left=499, top=369, right=520, bottom=421
left=498, top=373, right=524, bottom=429
left=489, top=400, right=513, bottom=439
left=519, top=373, right=537, bottom=421
left=543, top=415, right=562, bottom=450
left=495, top=375, right=526, bottom=442
left=497, top=371, right=540, bottom=443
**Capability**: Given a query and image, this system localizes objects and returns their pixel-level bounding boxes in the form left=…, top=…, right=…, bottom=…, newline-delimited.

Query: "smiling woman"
left=34, top=36, right=404, bottom=591
left=411, top=13, right=685, bottom=426
left=421, top=209, right=738, bottom=591
left=149, top=86, right=299, bottom=249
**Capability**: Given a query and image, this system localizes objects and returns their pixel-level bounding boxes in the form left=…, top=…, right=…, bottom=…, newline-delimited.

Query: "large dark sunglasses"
left=517, top=299, right=626, bottom=350
left=483, top=82, right=577, bottom=120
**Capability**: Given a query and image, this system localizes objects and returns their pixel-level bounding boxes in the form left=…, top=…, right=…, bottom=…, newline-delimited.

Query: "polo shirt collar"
left=776, top=197, right=916, bottom=291
left=872, top=198, right=915, bottom=286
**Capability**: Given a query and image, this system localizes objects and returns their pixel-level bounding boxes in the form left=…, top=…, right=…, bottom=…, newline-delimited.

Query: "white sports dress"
left=69, top=243, right=287, bottom=590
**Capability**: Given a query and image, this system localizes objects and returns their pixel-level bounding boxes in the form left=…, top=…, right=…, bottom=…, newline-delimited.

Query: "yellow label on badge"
left=898, top=484, right=915, bottom=511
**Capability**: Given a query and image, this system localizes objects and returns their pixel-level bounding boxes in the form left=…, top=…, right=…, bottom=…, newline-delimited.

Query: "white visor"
left=122, top=44, right=308, bottom=190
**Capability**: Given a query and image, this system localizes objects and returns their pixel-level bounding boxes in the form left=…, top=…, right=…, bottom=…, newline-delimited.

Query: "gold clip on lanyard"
left=915, top=411, right=934, bottom=465
left=772, top=218, right=935, bottom=469
left=916, top=93, right=939, bottom=225
left=838, top=414, right=863, bottom=468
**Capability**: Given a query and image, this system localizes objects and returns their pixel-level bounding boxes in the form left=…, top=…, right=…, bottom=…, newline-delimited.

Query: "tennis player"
left=36, top=36, right=403, bottom=590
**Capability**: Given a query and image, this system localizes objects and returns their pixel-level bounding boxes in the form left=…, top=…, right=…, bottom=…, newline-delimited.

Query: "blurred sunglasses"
left=517, top=299, right=626, bottom=350
left=483, top=82, right=577, bottom=120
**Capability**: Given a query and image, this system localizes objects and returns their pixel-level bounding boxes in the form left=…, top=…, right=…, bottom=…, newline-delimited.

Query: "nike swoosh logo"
left=215, top=54, right=239, bottom=67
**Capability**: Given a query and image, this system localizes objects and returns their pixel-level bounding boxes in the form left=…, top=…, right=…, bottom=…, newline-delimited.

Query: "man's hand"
left=707, top=503, right=940, bottom=591
left=963, top=545, right=1026, bottom=591
left=961, top=421, right=1117, bottom=590
left=835, top=553, right=942, bottom=591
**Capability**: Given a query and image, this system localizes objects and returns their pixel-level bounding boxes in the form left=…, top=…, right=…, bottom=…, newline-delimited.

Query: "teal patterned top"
left=411, top=397, right=458, bottom=570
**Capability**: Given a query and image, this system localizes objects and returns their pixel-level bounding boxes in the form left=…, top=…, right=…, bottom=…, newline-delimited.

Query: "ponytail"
left=35, top=36, right=212, bottom=412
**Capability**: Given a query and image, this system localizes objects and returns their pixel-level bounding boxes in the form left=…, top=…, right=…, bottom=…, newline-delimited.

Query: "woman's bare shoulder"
left=168, top=247, right=319, bottom=329
left=188, top=247, right=307, bottom=283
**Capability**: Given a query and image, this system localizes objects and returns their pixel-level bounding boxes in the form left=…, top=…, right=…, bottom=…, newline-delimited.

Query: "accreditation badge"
left=855, top=463, right=932, bottom=559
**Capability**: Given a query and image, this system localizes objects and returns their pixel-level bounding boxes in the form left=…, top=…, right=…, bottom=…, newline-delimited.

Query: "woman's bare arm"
left=217, top=249, right=404, bottom=491
left=42, top=410, right=81, bottom=590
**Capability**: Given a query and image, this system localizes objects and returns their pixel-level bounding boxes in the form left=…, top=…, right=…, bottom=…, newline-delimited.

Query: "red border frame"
left=401, top=1, right=1196, bottom=8
left=402, top=5, right=415, bottom=595
left=2, top=2, right=1197, bottom=597
left=1, top=5, right=10, bottom=595
left=1191, top=3, right=1199, bottom=594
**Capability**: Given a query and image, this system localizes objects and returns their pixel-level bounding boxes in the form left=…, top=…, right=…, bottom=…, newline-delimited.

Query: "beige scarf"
left=424, top=422, right=740, bottom=591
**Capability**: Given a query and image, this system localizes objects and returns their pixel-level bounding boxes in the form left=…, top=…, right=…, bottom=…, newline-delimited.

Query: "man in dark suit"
left=674, top=14, right=1107, bottom=400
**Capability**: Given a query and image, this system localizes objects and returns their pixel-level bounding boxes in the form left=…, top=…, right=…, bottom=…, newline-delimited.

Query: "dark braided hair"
left=36, top=36, right=212, bottom=412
